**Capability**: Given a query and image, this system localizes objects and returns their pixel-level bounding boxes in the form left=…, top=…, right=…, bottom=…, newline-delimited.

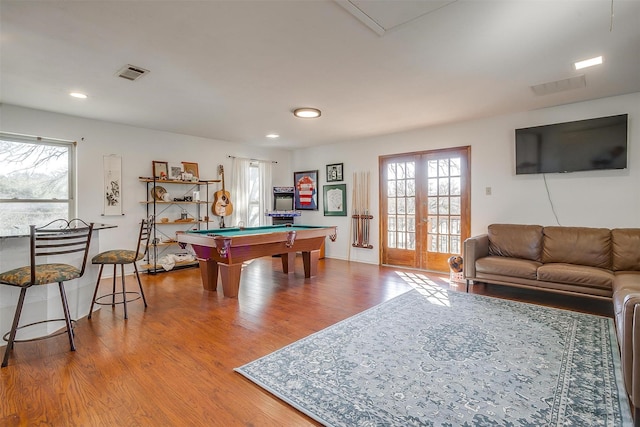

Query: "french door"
left=380, top=146, right=470, bottom=272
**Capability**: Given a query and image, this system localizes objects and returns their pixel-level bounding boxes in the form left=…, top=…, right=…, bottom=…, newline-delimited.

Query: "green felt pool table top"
left=187, top=224, right=333, bottom=237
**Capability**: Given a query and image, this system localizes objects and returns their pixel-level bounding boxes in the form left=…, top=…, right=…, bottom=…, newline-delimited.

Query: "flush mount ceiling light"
left=293, top=108, right=321, bottom=118
left=266, top=134, right=280, bottom=139
left=70, top=92, right=87, bottom=99
left=574, top=56, right=603, bottom=70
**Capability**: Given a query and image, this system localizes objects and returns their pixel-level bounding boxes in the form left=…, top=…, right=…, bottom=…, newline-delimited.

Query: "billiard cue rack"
left=352, top=214, right=373, bottom=249
left=351, top=171, right=373, bottom=250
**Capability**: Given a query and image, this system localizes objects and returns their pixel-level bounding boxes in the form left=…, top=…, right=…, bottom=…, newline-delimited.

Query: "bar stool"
left=88, top=219, right=151, bottom=320
left=0, top=219, right=94, bottom=367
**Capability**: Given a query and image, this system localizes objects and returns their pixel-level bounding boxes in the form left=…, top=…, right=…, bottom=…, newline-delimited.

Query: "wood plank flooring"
left=0, top=257, right=613, bottom=426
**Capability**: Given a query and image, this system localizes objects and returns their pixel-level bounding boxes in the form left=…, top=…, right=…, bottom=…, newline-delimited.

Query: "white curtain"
left=230, top=157, right=272, bottom=227
left=259, top=161, right=272, bottom=226
left=231, top=157, right=250, bottom=227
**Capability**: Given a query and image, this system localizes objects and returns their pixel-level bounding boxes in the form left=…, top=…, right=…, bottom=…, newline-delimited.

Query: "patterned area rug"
left=235, top=287, right=633, bottom=426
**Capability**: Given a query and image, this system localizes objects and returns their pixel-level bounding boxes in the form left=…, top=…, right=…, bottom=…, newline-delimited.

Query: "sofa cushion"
left=487, top=224, right=543, bottom=262
left=537, top=263, right=613, bottom=290
left=613, top=271, right=640, bottom=293
left=542, top=226, right=611, bottom=269
left=611, top=228, right=640, bottom=271
left=475, top=256, right=540, bottom=280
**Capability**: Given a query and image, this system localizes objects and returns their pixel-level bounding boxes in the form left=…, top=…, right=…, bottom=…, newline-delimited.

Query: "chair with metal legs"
left=88, top=219, right=151, bottom=320
left=0, top=219, right=94, bottom=367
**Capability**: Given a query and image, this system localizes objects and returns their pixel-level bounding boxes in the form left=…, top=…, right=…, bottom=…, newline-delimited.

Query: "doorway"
left=379, top=146, right=471, bottom=272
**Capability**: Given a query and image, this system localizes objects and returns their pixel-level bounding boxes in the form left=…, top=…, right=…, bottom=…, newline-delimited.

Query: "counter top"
left=0, top=223, right=116, bottom=239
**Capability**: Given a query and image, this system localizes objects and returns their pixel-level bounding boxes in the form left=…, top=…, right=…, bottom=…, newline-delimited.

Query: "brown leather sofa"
left=463, top=224, right=640, bottom=422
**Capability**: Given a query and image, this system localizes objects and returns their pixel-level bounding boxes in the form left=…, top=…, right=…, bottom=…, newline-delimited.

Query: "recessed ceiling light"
left=574, top=56, right=603, bottom=70
left=293, top=108, right=321, bottom=118
left=70, top=92, right=88, bottom=99
left=266, top=134, right=280, bottom=139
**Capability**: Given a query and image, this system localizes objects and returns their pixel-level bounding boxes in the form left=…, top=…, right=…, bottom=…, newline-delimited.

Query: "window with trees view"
left=0, top=133, right=76, bottom=235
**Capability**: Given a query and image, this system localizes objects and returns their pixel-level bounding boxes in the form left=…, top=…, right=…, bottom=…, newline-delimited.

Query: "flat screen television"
left=515, top=114, right=628, bottom=175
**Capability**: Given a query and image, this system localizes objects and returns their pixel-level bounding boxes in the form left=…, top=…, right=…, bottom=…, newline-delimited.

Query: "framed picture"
left=152, top=161, right=168, bottom=179
left=182, top=162, right=199, bottom=178
left=326, top=163, right=343, bottom=182
left=294, top=170, right=319, bottom=210
left=323, top=184, right=347, bottom=216
left=168, top=163, right=183, bottom=180
left=103, top=155, right=123, bottom=216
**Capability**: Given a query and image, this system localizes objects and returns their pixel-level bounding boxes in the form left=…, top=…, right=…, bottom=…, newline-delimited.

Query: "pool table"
left=176, top=225, right=337, bottom=297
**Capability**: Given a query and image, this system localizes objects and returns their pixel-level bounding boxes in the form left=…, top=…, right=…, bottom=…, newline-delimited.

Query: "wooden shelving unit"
left=140, top=177, right=220, bottom=273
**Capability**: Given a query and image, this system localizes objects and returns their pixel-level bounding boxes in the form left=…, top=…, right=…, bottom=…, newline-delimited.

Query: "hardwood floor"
left=0, top=257, right=613, bottom=426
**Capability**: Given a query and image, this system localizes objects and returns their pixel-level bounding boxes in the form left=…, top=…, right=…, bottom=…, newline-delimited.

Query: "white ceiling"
left=1, top=0, right=639, bottom=149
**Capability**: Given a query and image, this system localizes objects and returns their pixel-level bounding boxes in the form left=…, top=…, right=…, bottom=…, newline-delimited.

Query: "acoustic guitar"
left=212, top=165, right=233, bottom=217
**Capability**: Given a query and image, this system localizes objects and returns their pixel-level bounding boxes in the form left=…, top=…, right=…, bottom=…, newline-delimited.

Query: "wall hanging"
left=103, top=154, right=123, bottom=216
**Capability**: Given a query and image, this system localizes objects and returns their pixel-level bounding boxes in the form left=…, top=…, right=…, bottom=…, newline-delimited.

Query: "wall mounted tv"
left=515, top=114, right=628, bottom=175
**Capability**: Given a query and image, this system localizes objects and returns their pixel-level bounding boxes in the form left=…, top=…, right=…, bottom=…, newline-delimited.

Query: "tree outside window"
left=0, top=133, right=75, bottom=234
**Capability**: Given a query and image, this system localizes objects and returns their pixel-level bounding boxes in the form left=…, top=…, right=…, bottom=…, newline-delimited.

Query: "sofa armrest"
left=463, top=234, right=489, bottom=279
left=633, top=305, right=640, bottom=412
left=613, top=279, right=640, bottom=411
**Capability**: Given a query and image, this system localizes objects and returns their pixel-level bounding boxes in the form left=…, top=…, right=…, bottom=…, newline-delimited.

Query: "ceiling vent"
left=116, top=64, right=150, bottom=81
left=530, top=75, right=586, bottom=96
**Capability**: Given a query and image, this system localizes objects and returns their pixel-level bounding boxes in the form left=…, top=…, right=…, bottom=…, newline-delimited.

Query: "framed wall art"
left=326, top=163, right=343, bottom=182
left=168, top=163, right=183, bottom=180
left=103, top=155, right=123, bottom=216
left=152, top=160, right=168, bottom=179
left=182, top=161, right=200, bottom=179
left=323, top=184, right=347, bottom=216
left=294, top=170, right=319, bottom=210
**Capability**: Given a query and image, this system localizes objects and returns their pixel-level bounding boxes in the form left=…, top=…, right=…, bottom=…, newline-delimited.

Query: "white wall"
left=0, top=104, right=294, bottom=264
left=291, top=92, right=640, bottom=265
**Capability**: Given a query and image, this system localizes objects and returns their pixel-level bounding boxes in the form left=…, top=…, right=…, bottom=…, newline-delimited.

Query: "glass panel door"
left=381, top=155, right=419, bottom=267
left=421, top=149, right=469, bottom=272
left=380, top=147, right=470, bottom=272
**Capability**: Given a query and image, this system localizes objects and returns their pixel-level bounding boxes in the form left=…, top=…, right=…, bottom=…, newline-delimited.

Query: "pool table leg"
left=302, top=249, right=321, bottom=278
left=198, top=258, right=219, bottom=292
left=281, top=252, right=296, bottom=274
left=218, top=263, right=242, bottom=298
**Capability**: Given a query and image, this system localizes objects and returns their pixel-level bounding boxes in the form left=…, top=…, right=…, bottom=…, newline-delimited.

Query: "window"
left=247, top=162, right=260, bottom=227
left=386, top=160, right=416, bottom=250
left=0, top=132, right=76, bottom=234
left=230, top=157, right=272, bottom=228
left=426, top=157, right=462, bottom=255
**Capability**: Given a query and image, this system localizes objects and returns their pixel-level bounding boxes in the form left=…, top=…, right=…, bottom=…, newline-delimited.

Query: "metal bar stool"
left=0, top=219, right=94, bottom=367
left=88, top=219, right=151, bottom=320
